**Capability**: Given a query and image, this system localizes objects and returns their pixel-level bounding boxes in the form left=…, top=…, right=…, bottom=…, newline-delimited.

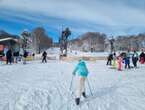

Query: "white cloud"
left=1, top=0, right=145, bottom=35
left=0, top=0, right=124, bottom=25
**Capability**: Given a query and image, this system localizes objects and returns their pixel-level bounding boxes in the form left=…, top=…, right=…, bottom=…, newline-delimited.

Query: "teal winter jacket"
left=73, top=60, right=89, bottom=77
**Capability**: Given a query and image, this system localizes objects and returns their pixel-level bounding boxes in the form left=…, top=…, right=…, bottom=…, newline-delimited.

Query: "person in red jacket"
left=139, top=49, right=145, bottom=64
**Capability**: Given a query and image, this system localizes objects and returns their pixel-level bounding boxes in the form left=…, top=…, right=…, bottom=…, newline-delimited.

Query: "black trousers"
left=42, top=56, right=47, bottom=63
left=125, top=63, right=130, bottom=69
left=6, top=57, right=12, bottom=64
left=107, top=59, right=112, bottom=65
left=132, top=57, right=138, bottom=67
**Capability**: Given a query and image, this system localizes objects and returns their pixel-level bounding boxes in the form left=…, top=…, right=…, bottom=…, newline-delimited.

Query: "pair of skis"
left=67, top=76, right=93, bottom=109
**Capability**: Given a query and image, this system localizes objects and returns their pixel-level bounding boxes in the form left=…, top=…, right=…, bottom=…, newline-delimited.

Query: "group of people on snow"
left=0, top=48, right=29, bottom=65
left=0, top=48, right=49, bottom=65
left=106, top=49, right=145, bottom=71
left=1, top=48, right=145, bottom=106
left=5, top=49, right=23, bottom=64
left=72, top=49, right=145, bottom=105
left=6, top=49, right=49, bottom=64
left=6, top=49, right=29, bottom=64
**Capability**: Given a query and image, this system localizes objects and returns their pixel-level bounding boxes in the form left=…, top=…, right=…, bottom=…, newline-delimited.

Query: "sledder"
left=72, top=59, right=89, bottom=105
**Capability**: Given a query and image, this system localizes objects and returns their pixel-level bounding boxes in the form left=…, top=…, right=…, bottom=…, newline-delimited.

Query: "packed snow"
left=47, top=48, right=109, bottom=57
left=0, top=59, right=145, bottom=110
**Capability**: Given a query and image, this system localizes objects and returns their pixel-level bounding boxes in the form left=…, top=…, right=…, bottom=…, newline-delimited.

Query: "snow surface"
left=47, top=48, right=109, bottom=57
left=0, top=60, right=145, bottom=110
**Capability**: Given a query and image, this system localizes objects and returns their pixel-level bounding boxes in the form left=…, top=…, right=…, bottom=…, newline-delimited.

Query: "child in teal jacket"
left=73, top=59, right=89, bottom=77
left=73, top=59, right=89, bottom=105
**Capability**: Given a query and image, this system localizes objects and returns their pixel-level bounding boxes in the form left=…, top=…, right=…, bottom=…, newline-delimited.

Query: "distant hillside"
left=69, top=32, right=145, bottom=52
left=69, top=32, right=107, bottom=52
left=115, top=33, right=145, bottom=51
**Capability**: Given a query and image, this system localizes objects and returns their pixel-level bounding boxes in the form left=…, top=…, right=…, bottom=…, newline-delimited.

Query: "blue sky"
left=0, top=0, right=145, bottom=42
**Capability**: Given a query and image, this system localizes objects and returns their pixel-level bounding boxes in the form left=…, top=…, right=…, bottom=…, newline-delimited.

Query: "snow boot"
left=82, top=92, right=87, bottom=98
left=75, top=98, right=80, bottom=105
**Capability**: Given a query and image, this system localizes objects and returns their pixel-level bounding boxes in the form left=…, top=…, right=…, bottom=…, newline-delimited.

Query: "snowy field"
left=0, top=60, right=145, bottom=110
left=47, top=48, right=109, bottom=57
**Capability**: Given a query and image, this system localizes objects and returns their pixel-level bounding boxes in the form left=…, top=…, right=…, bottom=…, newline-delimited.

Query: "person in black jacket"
left=42, top=51, right=47, bottom=63
left=132, top=50, right=139, bottom=68
left=23, top=50, right=28, bottom=64
left=106, top=53, right=113, bottom=65
left=6, top=49, right=13, bottom=64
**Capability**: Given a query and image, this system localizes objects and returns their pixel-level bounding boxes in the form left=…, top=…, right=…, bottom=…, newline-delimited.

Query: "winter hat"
left=79, top=58, right=84, bottom=62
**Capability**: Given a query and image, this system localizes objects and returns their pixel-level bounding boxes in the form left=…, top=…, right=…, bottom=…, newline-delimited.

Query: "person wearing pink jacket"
left=117, top=55, right=123, bottom=71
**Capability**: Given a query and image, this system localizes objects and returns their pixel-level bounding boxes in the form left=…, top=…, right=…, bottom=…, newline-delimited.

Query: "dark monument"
left=109, top=36, right=115, bottom=53
left=60, top=27, right=71, bottom=57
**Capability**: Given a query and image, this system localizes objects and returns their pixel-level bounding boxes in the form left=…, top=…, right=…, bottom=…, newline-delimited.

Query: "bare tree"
left=21, top=30, right=31, bottom=51
left=32, top=27, right=53, bottom=53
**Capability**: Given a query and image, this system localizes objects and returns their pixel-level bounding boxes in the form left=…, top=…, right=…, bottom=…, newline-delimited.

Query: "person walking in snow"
left=13, top=51, right=19, bottom=63
left=72, top=59, right=89, bottom=105
left=32, top=53, right=35, bottom=60
left=42, top=51, right=47, bottom=63
left=139, top=49, right=145, bottom=64
left=124, top=51, right=131, bottom=69
left=23, top=50, right=28, bottom=64
left=112, top=52, right=117, bottom=69
left=132, top=50, right=139, bottom=68
left=117, top=55, right=123, bottom=71
left=6, top=49, right=13, bottom=64
left=106, top=53, right=113, bottom=65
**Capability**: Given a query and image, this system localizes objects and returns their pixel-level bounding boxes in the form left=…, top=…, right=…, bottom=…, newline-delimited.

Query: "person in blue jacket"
left=124, top=50, right=131, bottom=69
left=72, top=59, right=89, bottom=105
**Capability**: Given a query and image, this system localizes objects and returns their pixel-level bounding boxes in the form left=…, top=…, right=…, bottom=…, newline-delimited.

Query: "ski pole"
left=69, top=75, right=74, bottom=91
left=87, top=78, right=93, bottom=96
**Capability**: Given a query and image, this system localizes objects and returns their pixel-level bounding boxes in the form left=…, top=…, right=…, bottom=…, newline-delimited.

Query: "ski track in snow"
left=0, top=60, right=145, bottom=110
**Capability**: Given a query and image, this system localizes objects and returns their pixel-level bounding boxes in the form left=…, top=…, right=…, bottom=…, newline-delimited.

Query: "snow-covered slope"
left=0, top=60, right=145, bottom=110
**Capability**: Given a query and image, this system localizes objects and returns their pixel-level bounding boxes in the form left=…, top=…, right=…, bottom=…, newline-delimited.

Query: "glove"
left=72, top=72, right=75, bottom=76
